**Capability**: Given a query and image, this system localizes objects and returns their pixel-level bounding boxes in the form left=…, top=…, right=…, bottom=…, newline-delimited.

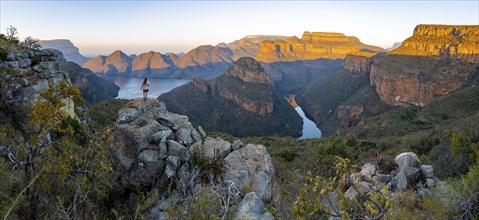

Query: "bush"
left=273, top=149, right=299, bottom=162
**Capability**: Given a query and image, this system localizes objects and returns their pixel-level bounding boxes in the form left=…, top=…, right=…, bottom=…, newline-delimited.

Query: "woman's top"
left=142, top=81, right=150, bottom=90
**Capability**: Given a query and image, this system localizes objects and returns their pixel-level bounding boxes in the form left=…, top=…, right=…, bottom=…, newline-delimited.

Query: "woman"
left=141, top=77, right=150, bottom=101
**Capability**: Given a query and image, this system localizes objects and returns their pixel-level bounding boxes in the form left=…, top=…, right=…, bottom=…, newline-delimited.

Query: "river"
left=110, top=76, right=322, bottom=139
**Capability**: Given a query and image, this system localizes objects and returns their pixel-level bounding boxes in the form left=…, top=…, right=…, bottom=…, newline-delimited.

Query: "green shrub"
left=273, top=149, right=299, bottom=162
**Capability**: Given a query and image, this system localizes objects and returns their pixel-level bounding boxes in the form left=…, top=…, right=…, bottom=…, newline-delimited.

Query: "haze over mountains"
left=81, top=32, right=384, bottom=79
left=39, top=39, right=90, bottom=65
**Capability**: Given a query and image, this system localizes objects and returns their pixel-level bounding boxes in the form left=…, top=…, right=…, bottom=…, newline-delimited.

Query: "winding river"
left=110, top=76, right=322, bottom=139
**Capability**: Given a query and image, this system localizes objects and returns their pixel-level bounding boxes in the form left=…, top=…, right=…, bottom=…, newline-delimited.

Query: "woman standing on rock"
left=141, top=77, right=150, bottom=101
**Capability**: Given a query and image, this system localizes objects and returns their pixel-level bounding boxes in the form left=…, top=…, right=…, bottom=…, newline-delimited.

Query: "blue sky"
left=1, top=1, right=478, bottom=57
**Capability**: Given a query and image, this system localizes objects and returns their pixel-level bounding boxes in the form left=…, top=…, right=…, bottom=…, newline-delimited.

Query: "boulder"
left=165, top=155, right=181, bottom=178
left=225, top=144, right=274, bottom=202
left=395, top=152, right=421, bottom=170
left=175, top=127, right=194, bottom=145
left=391, top=170, right=408, bottom=190
left=235, top=192, right=265, bottom=220
left=201, top=137, right=232, bottom=159
left=167, top=140, right=190, bottom=162
left=420, top=165, right=434, bottom=179
left=117, top=108, right=141, bottom=124
left=232, top=139, right=244, bottom=151
left=358, top=163, right=376, bottom=183
left=6, top=52, right=16, bottom=61
left=261, top=212, right=275, bottom=220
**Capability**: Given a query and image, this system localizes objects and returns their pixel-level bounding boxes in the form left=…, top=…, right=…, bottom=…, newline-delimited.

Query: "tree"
left=20, top=36, right=41, bottom=50
left=3, top=81, right=118, bottom=219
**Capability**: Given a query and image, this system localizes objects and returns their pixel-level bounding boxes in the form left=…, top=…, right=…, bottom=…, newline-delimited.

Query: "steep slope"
left=0, top=49, right=119, bottom=125
left=83, top=50, right=132, bottom=75
left=158, top=57, right=302, bottom=137
left=371, top=25, right=479, bottom=106
left=296, top=62, right=390, bottom=136
left=255, top=32, right=384, bottom=63
left=370, top=54, right=478, bottom=106
left=58, top=61, right=119, bottom=105
left=390, top=24, right=479, bottom=63
left=39, top=39, right=90, bottom=65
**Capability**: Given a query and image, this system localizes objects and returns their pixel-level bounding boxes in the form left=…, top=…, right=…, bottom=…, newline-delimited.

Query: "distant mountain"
left=158, top=57, right=302, bottom=137
left=83, top=50, right=132, bottom=74
left=385, top=42, right=402, bottom=51
left=256, top=32, right=384, bottom=63
left=39, top=39, right=90, bottom=65
left=296, top=24, right=479, bottom=136
left=82, top=32, right=382, bottom=79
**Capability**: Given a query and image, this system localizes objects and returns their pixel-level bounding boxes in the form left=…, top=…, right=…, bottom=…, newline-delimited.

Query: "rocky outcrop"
left=255, top=32, right=384, bottom=63
left=159, top=57, right=302, bottom=137
left=114, top=99, right=200, bottom=192
left=216, top=57, right=273, bottom=116
left=0, top=49, right=118, bottom=123
left=390, top=24, right=479, bottom=63
left=224, top=57, right=269, bottom=84
left=0, top=49, right=73, bottom=121
left=235, top=192, right=274, bottom=220
left=370, top=54, right=478, bottom=106
left=113, top=99, right=276, bottom=218
left=345, top=152, right=440, bottom=200
left=225, top=144, right=274, bottom=202
left=39, top=39, right=90, bottom=65
left=342, top=53, right=373, bottom=74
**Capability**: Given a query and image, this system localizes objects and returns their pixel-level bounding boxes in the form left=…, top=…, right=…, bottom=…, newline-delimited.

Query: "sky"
left=1, top=0, right=478, bottom=57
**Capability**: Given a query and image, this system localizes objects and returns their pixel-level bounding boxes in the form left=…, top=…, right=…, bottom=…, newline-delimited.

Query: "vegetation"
left=0, top=25, right=41, bottom=60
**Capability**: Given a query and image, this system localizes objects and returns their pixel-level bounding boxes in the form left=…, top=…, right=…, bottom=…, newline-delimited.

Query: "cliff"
left=158, top=57, right=302, bottom=137
left=370, top=54, right=478, bottom=106
left=39, top=39, right=90, bottom=65
left=390, top=24, right=479, bottom=63
left=296, top=67, right=390, bottom=136
left=342, top=52, right=375, bottom=74
left=255, top=32, right=384, bottom=63
left=0, top=49, right=118, bottom=124
left=369, top=25, right=479, bottom=107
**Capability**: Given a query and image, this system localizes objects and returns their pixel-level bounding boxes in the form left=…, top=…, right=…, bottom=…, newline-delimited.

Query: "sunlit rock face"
left=371, top=24, right=479, bottom=107
left=255, top=31, right=384, bottom=63
left=390, top=24, right=479, bottom=63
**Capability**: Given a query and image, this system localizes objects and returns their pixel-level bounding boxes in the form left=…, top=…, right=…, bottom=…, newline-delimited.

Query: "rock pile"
left=0, top=49, right=74, bottom=120
left=345, top=152, right=440, bottom=199
left=113, top=99, right=275, bottom=219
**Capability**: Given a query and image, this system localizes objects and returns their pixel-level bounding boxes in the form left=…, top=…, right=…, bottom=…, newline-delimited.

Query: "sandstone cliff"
left=158, top=57, right=302, bottom=137
left=390, top=24, right=479, bottom=63
left=39, top=39, right=90, bottom=65
left=369, top=25, right=479, bottom=107
left=255, top=32, right=384, bottom=63
left=370, top=54, right=478, bottom=106
left=342, top=52, right=375, bottom=74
